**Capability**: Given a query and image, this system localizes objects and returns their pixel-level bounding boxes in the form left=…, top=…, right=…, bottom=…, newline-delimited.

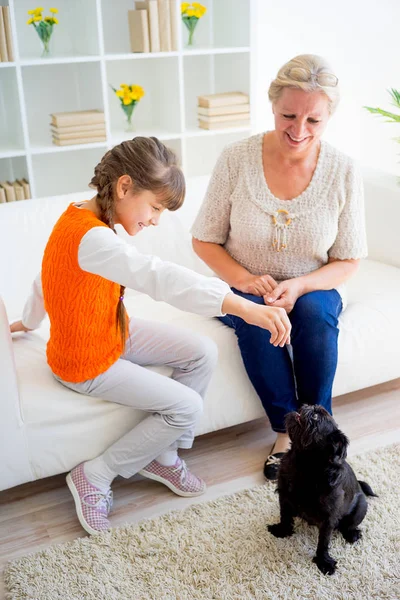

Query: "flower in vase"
left=181, top=2, right=207, bottom=47
left=111, top=83, right=145, bottom=131
left=27, top=7, right=59, bottom=57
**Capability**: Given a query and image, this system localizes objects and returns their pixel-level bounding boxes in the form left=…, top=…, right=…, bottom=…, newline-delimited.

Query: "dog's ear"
left=327, top=429, right=349, bottom=464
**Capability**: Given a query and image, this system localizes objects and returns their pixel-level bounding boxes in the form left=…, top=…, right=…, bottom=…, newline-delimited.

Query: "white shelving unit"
left=0, top=0, right=255, bottom=199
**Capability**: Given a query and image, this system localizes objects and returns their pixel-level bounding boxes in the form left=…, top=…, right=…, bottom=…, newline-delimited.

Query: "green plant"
left=364, top=88, right=400, bottom=148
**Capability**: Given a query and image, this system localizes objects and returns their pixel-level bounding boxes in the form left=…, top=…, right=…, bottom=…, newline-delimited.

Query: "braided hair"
left=89, top=137, right=185, bottom=348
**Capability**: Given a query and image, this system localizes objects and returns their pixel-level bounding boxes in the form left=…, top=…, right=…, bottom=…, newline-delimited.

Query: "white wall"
left=254, top=0, right=400, bottom=176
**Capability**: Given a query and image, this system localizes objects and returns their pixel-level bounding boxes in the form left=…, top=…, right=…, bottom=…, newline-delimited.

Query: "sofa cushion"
left=12, top=258, right=400, bottom=479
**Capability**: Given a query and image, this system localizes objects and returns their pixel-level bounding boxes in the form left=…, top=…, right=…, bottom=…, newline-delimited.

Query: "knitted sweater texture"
left=42, top=204, right=125, bottom=383
left=191, top=133, right=368, bottom=281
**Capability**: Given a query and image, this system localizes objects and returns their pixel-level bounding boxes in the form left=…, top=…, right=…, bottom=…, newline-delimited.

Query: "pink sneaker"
left=139, top=457, right=206, bottom=497
left=66, top=463, right=113, bottom=535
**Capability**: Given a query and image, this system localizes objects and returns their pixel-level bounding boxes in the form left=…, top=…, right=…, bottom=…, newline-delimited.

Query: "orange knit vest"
left=42, top=203, right=127, bottom=383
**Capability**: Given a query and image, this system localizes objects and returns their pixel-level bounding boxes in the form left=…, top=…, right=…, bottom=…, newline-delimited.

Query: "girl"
left=11, top=137, right=291, bottom=535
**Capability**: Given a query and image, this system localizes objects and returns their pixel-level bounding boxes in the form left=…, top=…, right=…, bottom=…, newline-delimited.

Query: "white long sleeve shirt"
left=22, top=225, right=231, bottom=330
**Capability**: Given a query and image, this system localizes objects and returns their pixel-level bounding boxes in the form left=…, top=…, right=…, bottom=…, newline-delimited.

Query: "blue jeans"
left=219, top=289, right=343, bottom=433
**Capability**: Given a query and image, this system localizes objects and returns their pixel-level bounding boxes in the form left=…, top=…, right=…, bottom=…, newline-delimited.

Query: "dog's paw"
left=267, top=523, right=294, bottom=538
left=313, top=555, right=337, bottom=576
left=342, top=528, right=362, bottom=544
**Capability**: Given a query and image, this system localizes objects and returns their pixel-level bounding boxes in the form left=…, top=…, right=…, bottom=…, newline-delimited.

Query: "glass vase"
left=35, top=22, right=54, bottom=58
left=182, top=17, right=199, bottom=48
left=121, top=103, right=136, bottom=133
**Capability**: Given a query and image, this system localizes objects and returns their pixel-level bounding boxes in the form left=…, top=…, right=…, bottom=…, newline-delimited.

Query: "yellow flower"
left=33, top=15, right=42, bottom=21
left=120, top=83, right=129, bottom=89
left=34, top=7, right=44, bottom=13
left=192, top=2, right=207, bottom=15
left=27, top=17, right=34, bottom=24
left=50, top=7, right=58, bottom=13
left=27, top=9, right=36, bottom=14
left=185, top=8, right=196, bottom=17
left=130, top=85, right=145, bottom=101
left=115, top=89, right=124, bottom=98
left=122, top=95, right=132, bottom=106
left=52, top=17, right=59, bottom=24
left=181, top=3, right=190, bottom=14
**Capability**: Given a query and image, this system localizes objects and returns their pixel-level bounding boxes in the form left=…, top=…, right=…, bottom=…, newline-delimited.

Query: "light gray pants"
left=54, top=318, right=218, bottom=478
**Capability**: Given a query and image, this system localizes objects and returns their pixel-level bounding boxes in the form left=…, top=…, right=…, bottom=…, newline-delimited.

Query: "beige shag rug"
left=5, top=444, right=400, bottom=600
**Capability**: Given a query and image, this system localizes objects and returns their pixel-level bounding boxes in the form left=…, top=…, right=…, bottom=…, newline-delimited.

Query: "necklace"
left=271, top=209, right=297, bottom=252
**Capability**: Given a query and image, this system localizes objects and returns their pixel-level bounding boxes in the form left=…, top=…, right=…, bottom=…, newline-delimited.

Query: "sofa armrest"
left=364, top=169, right=400, bottom=268
left=0, top=296, right=33, bottom=490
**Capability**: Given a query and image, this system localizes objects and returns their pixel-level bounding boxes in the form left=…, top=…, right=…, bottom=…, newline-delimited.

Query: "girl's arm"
left=79, top=227, right=291, bottom=346
left=10, top=272, right=46, bottom=332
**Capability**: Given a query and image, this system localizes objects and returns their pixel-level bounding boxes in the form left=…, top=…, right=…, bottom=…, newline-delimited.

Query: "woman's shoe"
left=263, top=452, right=285, bottom=481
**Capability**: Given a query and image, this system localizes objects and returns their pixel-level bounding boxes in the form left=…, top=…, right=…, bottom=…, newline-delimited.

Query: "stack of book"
left=0, top=6, right=14, bottom=62
left=128, top=0, right=178, bottom=53
left=0, top=179, right=31, bottom=203
left=50, top=110, right=106, bottom=146
left=197, top=92, right=250, bottom=131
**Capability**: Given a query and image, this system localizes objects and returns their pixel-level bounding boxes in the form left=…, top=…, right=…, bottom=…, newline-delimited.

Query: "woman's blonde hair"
left=89, top=137, right=185, bottom=348
left=268, top=54, right=340, bottom=114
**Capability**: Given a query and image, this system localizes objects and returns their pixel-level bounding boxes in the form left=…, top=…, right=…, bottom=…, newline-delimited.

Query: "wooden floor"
left=1, top=378, right=400, bottom=596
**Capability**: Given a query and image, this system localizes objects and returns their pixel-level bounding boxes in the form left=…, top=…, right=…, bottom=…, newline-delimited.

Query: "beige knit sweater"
left=191, top=133, right=368, bottom=286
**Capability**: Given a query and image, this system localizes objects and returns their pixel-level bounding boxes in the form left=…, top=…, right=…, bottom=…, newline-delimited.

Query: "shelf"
left=14, top=0, right=99, bottom=61
left=21, top=61, right=104, bottom=148
left=0, top=155, right=29, bottom=184
left=32, top=147, right=106, bottom=197
left=0, top=0, right=253, bottom=199
left=105, top=52, right=179, bottom=61
left=183, top=52, right=250, bottom=130
left=106, top=56, right=180, bottom=135
left=0, top=68, right=25, bottom=153
left=20, top=56, right=101, bottom=67
left=184, top=126, right=251, bottom=138
left=30, top=142, right=108, bottom=156
left=182, top=47, right=250, bottom=56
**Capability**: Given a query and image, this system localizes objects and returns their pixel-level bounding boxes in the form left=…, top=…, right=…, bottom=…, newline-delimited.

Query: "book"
left=50, top=122, right=107, bottom=134
left=169, top=0, right=178, bottom=51
left=128, top=10, right=150, bottom=53
left=51, top=127, right=106, bottom=140
left=52, top=136, right=107, bottom=146
left=197, top=112, right=250, bottom=124
left=2, top=7, right=14, bottom=62
left=198, top=118, right=250, bottom=130
left=197, top=103, right=250, bottom=117
left=0, top=181, right=16, bottom=202
left=0, top=185, right=6, bottom=204
left=51, top=110, right=105, bottom=128
left=12, top=180, right=25, bottom=201
left=0, top=7, right=8, bottom=62
left=198, top=92, right=249, bottom=109
left=157, top=0, right=171, bottom=52
left=21, top=178, right=31, bottom=200
left=136, top=1, right=160, bottom=52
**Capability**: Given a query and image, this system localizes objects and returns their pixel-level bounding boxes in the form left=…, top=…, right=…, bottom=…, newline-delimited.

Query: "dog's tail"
left=358, top=480, right=378, bottom=497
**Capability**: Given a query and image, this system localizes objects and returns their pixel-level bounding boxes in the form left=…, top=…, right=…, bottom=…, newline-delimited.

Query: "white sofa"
left=1, top=171, right=400, bottom=492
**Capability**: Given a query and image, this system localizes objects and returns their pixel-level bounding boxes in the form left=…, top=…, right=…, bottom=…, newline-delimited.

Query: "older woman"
left=191, top=54, right=368, bottom=480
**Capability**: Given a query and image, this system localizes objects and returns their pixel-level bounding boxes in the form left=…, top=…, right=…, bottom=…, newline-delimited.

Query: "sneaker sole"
left=66, top=473, right=108, bottom=536
left=138, top=469, right=207, bottom=497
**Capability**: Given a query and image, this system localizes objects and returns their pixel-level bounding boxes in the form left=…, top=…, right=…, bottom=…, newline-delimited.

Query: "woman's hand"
left=10, top=320, right=32, bottom=333
left=235, top=273, right=278, bottom=297
left=264, top=279, right=303, bottom=313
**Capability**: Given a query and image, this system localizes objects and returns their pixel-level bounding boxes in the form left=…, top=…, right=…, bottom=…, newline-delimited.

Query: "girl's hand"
left=264, top=279, right=303, bottom=313
left=235, top=273, right=278, bottom=297
left=243, top=304, right=291, bottom=347
left=10, top=320, right=32, bottom=333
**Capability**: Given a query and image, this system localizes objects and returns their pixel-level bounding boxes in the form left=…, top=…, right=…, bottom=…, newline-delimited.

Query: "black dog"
left=268, top=404, right=377, bottom=575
